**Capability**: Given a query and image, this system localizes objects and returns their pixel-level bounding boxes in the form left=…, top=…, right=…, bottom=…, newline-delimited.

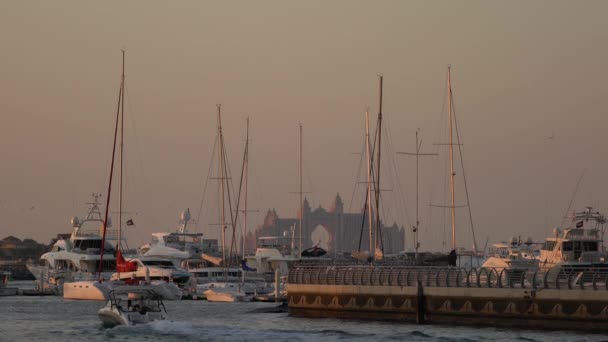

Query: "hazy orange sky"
left=2, top=1, right=608, bottom=252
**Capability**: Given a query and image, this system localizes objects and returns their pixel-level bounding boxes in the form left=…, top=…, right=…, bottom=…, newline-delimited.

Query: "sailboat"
left=203, top=106, right=254, bottom=302
left=352, top=75, right=386, bottom=262
left=63, top=51, right=180, bottom=301
left=430, top=66, right=481, bottom=268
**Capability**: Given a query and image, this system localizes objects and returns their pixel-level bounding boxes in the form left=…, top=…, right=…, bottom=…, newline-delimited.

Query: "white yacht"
left=110, top=256, right=191, bottom=287
left=98, top=288, right=167, bottom=327
left=138, top=209, right=205, bottom=263
left=27, top=194, right=117, bottom=293
left=539, top=207, right=607, bottom=272
left=481, top=237, right=539, bottom=270
left=183, top=258, right=242, bottom=284
left=245, top=236, right=301, bottom=281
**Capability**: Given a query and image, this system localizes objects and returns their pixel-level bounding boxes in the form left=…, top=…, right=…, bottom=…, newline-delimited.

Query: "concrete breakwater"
left=287, top=263, right=608, bottom=331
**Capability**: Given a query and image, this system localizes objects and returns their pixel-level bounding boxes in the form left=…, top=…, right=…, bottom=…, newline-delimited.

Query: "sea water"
left=1, top=284, right=606, bottom=341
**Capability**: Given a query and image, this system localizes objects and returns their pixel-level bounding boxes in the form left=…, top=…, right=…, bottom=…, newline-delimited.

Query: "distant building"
left=253, top=194, right=405, bottom=255
left=0, top=236, right=20, bottom=250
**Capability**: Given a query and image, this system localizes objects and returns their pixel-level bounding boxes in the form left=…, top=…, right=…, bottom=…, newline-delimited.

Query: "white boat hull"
left=204, top=287, right=252, bottom=302
left=64, top=281, right=183, bottom=301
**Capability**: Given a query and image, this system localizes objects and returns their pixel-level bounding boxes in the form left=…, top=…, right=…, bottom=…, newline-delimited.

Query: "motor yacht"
left=539, top=207, right=607, bottom=272
left=27, top=194, right=117, bottom=293
left=481, top=237, right=539, bottom=270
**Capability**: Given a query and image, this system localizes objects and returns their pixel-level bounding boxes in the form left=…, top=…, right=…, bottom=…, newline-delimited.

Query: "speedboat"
left=98, top=288, right=167, bottom=328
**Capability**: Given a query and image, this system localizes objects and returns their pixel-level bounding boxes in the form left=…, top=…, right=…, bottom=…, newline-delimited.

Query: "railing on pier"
left=288, top=262, right=608, bottom=291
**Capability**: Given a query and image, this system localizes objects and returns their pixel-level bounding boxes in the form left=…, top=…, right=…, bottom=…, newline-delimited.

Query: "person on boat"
left=448, top=249, right=457, bottom=266
left=125, top=273, right=138, bottom=285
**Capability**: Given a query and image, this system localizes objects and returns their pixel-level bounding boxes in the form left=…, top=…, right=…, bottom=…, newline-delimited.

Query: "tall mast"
left=397, top=131, right=437, bottom=258
left=118, top=49, right=125, bottom=254
left=299, top=123, right=303, bottom=254
left=415, top=131, right=419, bottom=255
left=374, top=75, right=383, bottom=259
left=98, top=51, right=124, bottom=279
left=242, top=118, right=250, bottom=256
left=217, top=105, right=227, bottom=267
left=447, top=65, right=456, bottom=251
left=365, top=110, right=374, bottom=254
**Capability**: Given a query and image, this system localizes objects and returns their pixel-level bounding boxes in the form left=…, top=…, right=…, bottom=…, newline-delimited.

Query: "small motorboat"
left=203, top=282, right=252, bottom=302
left=98, top=288, right=167, bottom=328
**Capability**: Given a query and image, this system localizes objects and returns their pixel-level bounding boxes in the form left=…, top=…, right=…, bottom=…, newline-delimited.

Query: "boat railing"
left=288, top=264, right=608, bottom=291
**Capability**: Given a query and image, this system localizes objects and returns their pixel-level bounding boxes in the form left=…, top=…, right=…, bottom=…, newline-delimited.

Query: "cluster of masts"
left=95, top=51, right=480, bottom=268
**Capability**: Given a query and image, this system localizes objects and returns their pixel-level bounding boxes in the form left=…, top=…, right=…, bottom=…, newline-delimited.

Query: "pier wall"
left=287, top=264, right=608, bottom=330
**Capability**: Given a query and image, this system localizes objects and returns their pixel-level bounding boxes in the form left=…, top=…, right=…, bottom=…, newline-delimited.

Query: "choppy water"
left=2, top=282, right=607, bottom=341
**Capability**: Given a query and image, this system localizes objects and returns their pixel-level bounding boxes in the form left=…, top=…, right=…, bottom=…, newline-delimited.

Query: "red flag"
left=116, top=249, right=138, bottom=273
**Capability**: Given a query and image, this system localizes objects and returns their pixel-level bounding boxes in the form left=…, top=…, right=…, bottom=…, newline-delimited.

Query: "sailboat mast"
left=242, top=118, right=250, bottom=257
left=397, top=131, right=436, bottom=258
left=217, top=105, right=227, bottom=267
left=374, top=75, right=384, bottom=257
left=118, top=49, right=125, bottom=254
left=365, top=110, right=374, bottom=254
left=447, top=66, right=456, bottom=251
left=374, top=75, right=383, bottom=259
left=98, top=52, right=124, bottom=278
left=415, top=130, right=420, bottom=256
left=299, top=123, right=303, bottom=254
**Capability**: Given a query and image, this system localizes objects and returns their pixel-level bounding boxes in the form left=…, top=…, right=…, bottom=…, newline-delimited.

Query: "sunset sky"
left=2, top=1, right=608, bottom=252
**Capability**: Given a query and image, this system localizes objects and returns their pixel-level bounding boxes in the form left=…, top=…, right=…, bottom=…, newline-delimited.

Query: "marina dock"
left=287, top=263, right=608, bottom=331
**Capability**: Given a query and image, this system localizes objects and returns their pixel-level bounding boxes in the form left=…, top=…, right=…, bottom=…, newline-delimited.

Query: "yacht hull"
left=64, top=281, right=183, bottom=300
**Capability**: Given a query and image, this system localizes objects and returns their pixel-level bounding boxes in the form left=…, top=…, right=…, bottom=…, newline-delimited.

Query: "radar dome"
left=180, top=208, right=191, bottom=223
left=70, top=216, right=80, bottom=227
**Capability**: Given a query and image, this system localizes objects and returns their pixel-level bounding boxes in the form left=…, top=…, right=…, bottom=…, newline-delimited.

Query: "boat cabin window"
left=541, top=241, right=556, bottom=251
left=141, top=260, right=175, bottom=268
left=562, top=242, right=573, bottom=251
left=74, top=239, right=102, bottom=251
left=583, top=241, right=598, bottom=252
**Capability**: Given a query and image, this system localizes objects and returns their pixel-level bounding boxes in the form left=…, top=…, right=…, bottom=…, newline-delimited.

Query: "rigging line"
left=358, top=189, right=368, bottom=252
left=230, top=121, right=249, bottom=259
left=451, top=87, right=479, bottom=253
left=354, top=135, right=368, bottom=252
left=383, top=113, right=412, bottom=229
left=347, top=134, right=367, bottom=213
left=559, top=169, right=586, bottom=229
left=222, top=138, right=238, bottom=266
left=123, top=84, right=149, bottom=188
left=195, top=134, right=219, bottom=232
left=358, top=112, right=379, bottom=252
